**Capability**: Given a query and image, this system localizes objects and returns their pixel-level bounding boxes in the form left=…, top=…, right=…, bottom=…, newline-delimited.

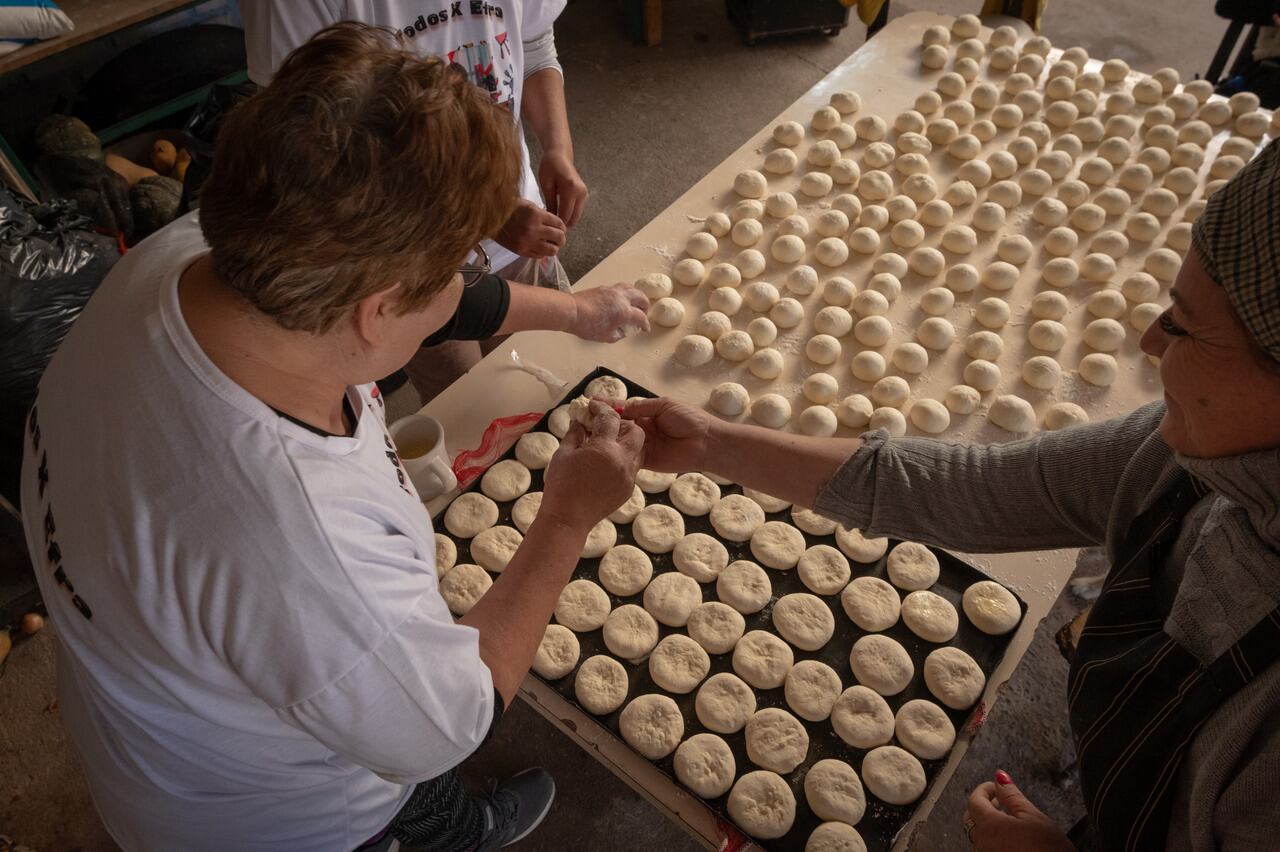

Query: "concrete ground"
left=1, top=1, right=1224, bottom=850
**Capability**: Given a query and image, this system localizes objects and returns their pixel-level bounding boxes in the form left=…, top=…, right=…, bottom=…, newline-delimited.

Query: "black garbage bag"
left=32, top=153, right=134, bottom=241
left=179, top=80, right=257, bottom=212
left=0, top=189, right=120, bottom=506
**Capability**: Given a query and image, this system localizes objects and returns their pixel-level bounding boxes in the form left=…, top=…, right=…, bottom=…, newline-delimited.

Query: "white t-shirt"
left=239, top=0, right=568, bottom=274
left=20, top=213, right=495, bottom=852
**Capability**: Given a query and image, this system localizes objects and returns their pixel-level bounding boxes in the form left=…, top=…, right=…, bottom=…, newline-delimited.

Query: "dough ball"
left=734, top=169, right=768, bottom=199
left=862, top=746, right=928, bottom=807
left=748, top=348, right=785, bottom=381
left=812, top=105, right=841, bottom=132
left=435, top=534, right=457, bottom=577
left=901, top=590, right=959, bottom=643
left=478, top=459, right=532, bottom=503
left=1145, top=248, right=1182, bottom=282
left=636, top=469, right=677, bottom=494
left=799, top=405, right=839, bottom=437
left=511, top=491, right=543, bottom=533
left=439, top=563, right=492, bottom=615
left=841, top=575, right=901, bottom=633
left=751, top=393, right=793, bottom=428
left=635, top=272, right=674, bottom=299
left=1044, top=401, right=1089, bottom=430
left=794, top=545, right=851, bottom=596
left=806, top=334, right=843, bottom=366
left=750, top=521, right=808, bottom=571
left=711, top=494, right=767, bottom=543
left=962, top=580, right=1022, bottom=635
left=770, top=234, right=807, bottom=264
left=836, top=394, right=874, bottom=429
left=908, top=399, right=951, bottom=435
left=815, top=236, right=851, bottom=267
left=716, top=329, right=755, bottom=362
left=767, top=149, right=798, bottom=176
left=697, top=311, right=734, bottom=342
left=675, top=334, right=716, bottom=368
left=946, top=264, right=980, bottom=294
left=892, top=342, right=929, bottom=375
left=674, top=733, right=737, bottom=801
left=772, top=592, right=836, bottom=651
left=620, top=693, right=684, bottom=761
left=807, top=139, right=842, bottom=168
left=687, top=231, right=719, bottom=261
left=916, top=317, right=956, bottom=350
left=673, top=258, right=707, bottom=288
left=643, top=571, right=702, bottom=630
left=886, top=541, right=940, bottom=590
left=746, top=707, right=811, bottom=774
left=732, top=217, right=764, bottom=248
left=982, top=261, right=1020, bottom=292
left=1081, top=253, right=1118, bottom=284
left=672, top=532, right=729, bottom=585
left=778, top=214, right=811, bottom=238
left=1131, top=301, right=1165, bottom=332
left=831, top=684, right=895, bottom=752
left=850, top=634, right=914, bottom=696
left=963, top=331, right=1003, bottom=362
left=696, top=672, right=757, bottom=735
left=633, top=504, right=685, bottom=554
left=971, top=201, right=1006, bottom=232
left=895, top=699, right=956, bottom=761
left=666, top=474, right=720, bottom=519
left=717, top=559, right=772, bottom=615
left=1028, top=319, right=1068, bottom=352
left=686, top=601, right=746, bottom=654
left=871, top=375, right=910, bottom=408
left=773, top=120, right=805, bottom=146
left=471, top=525, right=523, bottom=573
left=1022, top=355, right=1062, bottom=390
left=924, top=646, right=986, bottom=709
left=816, top=209, right=852, bottom=238
left=805, top=759, right=867, bottom=826
left=649, top=297, right=686, bottom=328
left=1044, top=226, right=1079, bottom=258
left=733, top=629, right=795, bottom=689
left=1083, top=317, right=1126, bottom=352
left=1079, top=352, right=1119, bottom=387
left=908, top=247, right=946, bottom=278
left=575, top=655, right=630, bottom=715
left=555, top=579, right=611, bottom=632
left=515, top=431, right=560, bottom=470
left=963, top=359, right=1002, bottom=392
left=933, top=383, right=978, bottom=419
left=920, top=287, right=955, bottom=318
left=728, top=771, right=796, bottom=840
left=598, top=545, right=653, bottom=597
left=735, top=248, right=767, bottom=279
left=532, top=624, right=581, bottom=680
left=868, top=407, right=907, bottom=436
left=830, top=89, right=862, bottom=114
left=988, top=394, right=1037, bottom=433
left=801, top=171, right=835, bottom=198
left=649, top=634, right=712, bottom=694
left=791, top=508, right=836, bottom=535
left=709, top=382, right=750, bottom=417
left=444, top=492, right=499, bottom=539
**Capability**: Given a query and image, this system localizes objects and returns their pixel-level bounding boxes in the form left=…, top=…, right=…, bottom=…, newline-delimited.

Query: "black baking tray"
left=434, top=366, right=1027, bottom=852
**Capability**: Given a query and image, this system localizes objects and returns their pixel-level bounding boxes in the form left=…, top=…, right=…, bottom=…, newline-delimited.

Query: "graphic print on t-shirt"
left=397, top=2, right=516, bottom=103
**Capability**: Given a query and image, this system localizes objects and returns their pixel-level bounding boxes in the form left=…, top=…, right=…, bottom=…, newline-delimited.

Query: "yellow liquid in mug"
left=396, top=435, right=436, bottom=459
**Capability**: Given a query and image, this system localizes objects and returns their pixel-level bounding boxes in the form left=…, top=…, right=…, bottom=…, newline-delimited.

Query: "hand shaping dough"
left=733, top=629, right=795, bottom=689
left=805, top=759, right=867, bottom=826
left=532, top=624, right=580, bottom=680
left=575, top=655, right=629, bottom=715
left=439, top=563, right=492, bottom=615
left=686, top=601, right=746, bottom=654
left=746, top=707, right=811, bottom=773
left=772, top=593, right=836, bottom=651
left=444, top=492, right=499, bottom=539
left=849, top=634, right=914, bottom=696
left=633, top=504, right=685, bottom=553
left=831, top=685, right=895, bottom=749
left=862, top=746, right=927, bottom=806
left=923, top=646, right=986, bottom=709
left=696, top=671, right=757, bottom=733
left=649, top=634, right=712, bottom=694
left=785, top=659, right=844, bottom=722
left=886, top=542, right=940, bottom=590
left=643, top=570, right=703, bottom=627
left=555, top=579, right=612, bottom=631
left=962, top=580, right=1021, bottom=635
left=895, top=699, right=956, bottom=760
left=620, top=694, right=684, bottom=760
left=717, top=560, right=773, bottom=614
left=603, top=604, right=660, bottom=659
left=728, top=771, right=796, bottom=840
left=674, top=733, right=736, bottom=799
left=751, top=521, right=808, bottom=570
left=900, top=590, right=959, bottom=643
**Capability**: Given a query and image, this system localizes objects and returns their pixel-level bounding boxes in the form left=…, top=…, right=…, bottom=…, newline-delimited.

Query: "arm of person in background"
left=461, top=403, right=642, bottom=703
left=421, top=273, right=648, bottom=348
left=622, top=397, right=1167, bottom=554
left=520, top=27, right=588, bottom=229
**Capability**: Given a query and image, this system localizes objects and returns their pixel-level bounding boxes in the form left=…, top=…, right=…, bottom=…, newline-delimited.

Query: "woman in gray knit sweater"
left=623, top=140, right=1280, bottom=852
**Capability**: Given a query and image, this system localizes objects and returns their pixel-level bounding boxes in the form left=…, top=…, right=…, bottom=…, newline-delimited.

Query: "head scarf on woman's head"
left=1192, top=139, right=1280, bottom=362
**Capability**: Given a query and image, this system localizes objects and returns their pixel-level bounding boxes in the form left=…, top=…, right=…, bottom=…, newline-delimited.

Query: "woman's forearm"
left=703, top=419, right=864, bottom=509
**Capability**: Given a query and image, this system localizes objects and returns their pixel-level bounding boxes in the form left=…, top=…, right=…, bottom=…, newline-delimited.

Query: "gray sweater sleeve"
left=813, top=402, right=1167, bottom=553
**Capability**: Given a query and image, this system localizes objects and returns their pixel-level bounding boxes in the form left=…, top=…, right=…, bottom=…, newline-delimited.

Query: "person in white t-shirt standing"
left=22, top=24, right=643, bottom=852
left=240, top=0, right=588, bottom=403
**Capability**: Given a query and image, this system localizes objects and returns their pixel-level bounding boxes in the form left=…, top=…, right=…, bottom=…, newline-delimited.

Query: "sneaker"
left=474, top=767, right=556, bottom=850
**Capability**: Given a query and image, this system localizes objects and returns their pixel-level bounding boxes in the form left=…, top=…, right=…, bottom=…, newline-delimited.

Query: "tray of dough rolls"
left=432, top=367, right=1027, bottom=852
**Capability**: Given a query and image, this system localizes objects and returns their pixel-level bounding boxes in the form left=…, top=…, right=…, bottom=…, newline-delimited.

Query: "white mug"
left=388, top=414, right=458, bottom=500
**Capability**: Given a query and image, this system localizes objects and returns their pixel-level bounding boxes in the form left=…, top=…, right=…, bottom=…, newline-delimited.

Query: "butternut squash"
left=150, top=138, right=177, bottom=175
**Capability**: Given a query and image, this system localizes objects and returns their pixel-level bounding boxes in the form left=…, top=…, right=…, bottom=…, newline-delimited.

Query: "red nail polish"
left=995, top=770, right=1013, bottom=786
